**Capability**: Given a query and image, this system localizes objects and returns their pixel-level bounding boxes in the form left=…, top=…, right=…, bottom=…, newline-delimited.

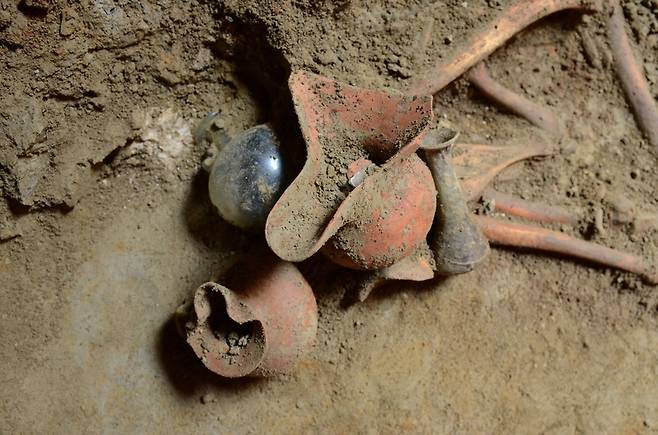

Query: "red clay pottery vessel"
left=321, top=154, right=436, bottom=269
left=355, top=241, right=436, bottom=301
left=181, top=254, right=318, bottom=377
left=266, top=70, right=437, bottom=270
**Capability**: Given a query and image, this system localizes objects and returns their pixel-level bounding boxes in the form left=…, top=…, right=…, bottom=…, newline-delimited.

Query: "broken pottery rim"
left=265, top=70, right=435, bottom=263
left=189, top=282, right=268, bottom=378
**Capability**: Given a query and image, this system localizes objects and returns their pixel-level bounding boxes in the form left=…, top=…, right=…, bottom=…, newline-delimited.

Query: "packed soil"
left=1, top=0, right=657, bottom=433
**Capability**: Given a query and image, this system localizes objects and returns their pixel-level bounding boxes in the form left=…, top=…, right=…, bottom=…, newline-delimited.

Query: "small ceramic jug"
left=179, top=254, right=318, bottom=377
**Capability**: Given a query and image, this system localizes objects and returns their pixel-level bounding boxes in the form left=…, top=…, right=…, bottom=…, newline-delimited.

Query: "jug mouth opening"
left=419, top=126, right=459, bottom=152
left=188, top=283, right=267, bottom=378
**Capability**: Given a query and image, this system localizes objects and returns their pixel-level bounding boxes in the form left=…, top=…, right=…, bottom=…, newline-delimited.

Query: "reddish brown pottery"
left=266, top=70, right=437, bottom=270
left=182, top=255, right=318, bottom=378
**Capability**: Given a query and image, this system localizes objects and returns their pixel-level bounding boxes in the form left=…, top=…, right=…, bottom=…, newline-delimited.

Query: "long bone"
left=467, top=62, right=560, bottom=133
left=474, top=215, right=657, bottom=285
left=409, top=0, right=598, bottom=96
left=481, top=188, right=581, bottom=225
left=608, top=0, right=658, bottom=148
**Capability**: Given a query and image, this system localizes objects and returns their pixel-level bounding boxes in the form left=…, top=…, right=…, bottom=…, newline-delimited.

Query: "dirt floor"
left=1, top=0, right=658, bottom=433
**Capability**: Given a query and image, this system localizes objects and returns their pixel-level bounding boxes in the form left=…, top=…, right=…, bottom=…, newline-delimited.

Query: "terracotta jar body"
left=322, top=154, right=437, bottom=270
left=183, top=255, right=318, bottom=377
